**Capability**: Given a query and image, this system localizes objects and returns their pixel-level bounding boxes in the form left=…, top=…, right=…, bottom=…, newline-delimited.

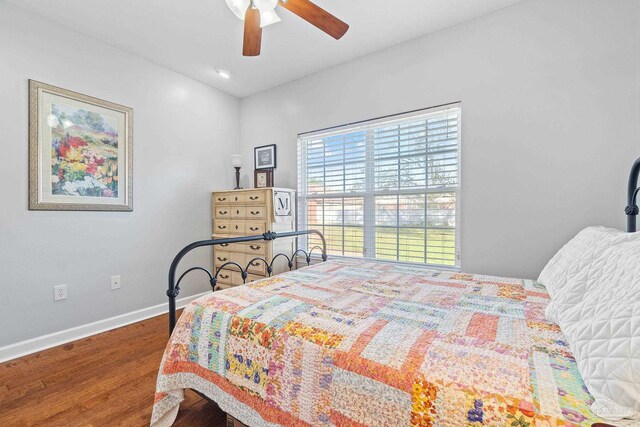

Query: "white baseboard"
left=0, top=291, right=210, bottom=364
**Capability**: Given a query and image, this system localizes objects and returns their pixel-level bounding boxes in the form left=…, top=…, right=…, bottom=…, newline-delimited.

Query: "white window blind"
left=297, top=104, right=460, bottom=268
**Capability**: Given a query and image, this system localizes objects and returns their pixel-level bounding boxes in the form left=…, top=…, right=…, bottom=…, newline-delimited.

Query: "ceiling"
left=9, top=0, right=524, bottom=98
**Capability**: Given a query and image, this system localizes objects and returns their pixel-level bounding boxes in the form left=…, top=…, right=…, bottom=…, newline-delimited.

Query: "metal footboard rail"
left=167, top=230, right=327, bottom=334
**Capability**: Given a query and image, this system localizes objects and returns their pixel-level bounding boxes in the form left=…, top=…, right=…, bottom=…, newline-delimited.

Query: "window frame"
left=297, top=103, right=462, bottom=271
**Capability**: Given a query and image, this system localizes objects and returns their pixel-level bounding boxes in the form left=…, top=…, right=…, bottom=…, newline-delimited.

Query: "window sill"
left=299, top=253, right=461, bottom=272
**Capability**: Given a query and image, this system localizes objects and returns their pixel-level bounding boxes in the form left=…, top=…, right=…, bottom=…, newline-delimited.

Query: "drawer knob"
left=220, top=274, right=229, bottom=279
left=235, top=225, right=239, bottom=230
left=219, top=210, right=228, bottom=215
left=251, top=261, right=260, bottom=266
left=249, top=245, right=261, bottom=250
left=217, top=257, right=228, bottom=261
left=250, top=227, right=259, bottom=231
left=249, top=196, right=259, bottom=200
left=220, top=243, right=229, bottom=247
left=236, top=210, right=240, bottom=214
left=250, top=211, right=260, bottom=215
left=234, top=196, right=239, bottom=201
left=218, top=225, right=226, bottom=229
left=218, top=197, right=226, bottom=201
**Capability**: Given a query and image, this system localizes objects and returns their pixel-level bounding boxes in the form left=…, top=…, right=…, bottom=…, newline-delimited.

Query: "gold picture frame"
left=29, top=80, right=133, bottom=211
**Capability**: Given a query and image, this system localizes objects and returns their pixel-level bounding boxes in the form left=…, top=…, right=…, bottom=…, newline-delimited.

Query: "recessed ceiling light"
left=216, top=69, right=232, bottom=79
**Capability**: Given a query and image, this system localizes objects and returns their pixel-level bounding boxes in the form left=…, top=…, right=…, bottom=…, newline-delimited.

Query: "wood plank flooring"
left=0, top=311, right=226, bottom=426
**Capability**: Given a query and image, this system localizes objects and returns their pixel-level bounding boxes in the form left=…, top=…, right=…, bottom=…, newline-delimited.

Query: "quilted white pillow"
left=555, top=239, right=640, bottom=421
left=543, top=228, right=640, bottom=323
left=538, top=226, right=640, bottom=299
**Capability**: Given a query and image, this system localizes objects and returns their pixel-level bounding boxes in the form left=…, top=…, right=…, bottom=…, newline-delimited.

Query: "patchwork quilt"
left=151, top=259, right=605, bottom=427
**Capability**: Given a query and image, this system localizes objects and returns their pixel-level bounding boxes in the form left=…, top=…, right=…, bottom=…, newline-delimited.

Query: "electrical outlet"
left=111, top=275, right=121, bottom=290
left=54, top=285, right=67, bottom=301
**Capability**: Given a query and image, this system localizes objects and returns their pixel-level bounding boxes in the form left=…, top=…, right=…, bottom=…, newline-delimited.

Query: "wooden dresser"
left=211, top=188, right=296, bottom=290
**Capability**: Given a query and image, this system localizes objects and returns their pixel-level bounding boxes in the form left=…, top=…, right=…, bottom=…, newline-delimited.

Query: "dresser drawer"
left=218, top=242, right=249, bottom=254
left=246, top=273, right=265, bottom=284
left=243, top=190, right=267, bottom=205
left=231, top=206, right=246, bottom=219
left=216, top=270, right=233, bottom=283
left=230, top=222, right=245, bottom=235
left=230, top=252, right=245, bottom=267
left=216, top=282, right=235, bottom=291
left=214, top=221, right=231, bottom=235
left=231, top=271, right=264, bottom=286
left=246, top=207, right=266, bottom=219
left=214, top=251, right=231, bottom=268
left=246, top=257, right=267, bottom=275
left=230, top=271, right=244, bottom=286
left=217, top=242, right=231, bottom=251
left=245, top=221, right=266, bottom=235
left=244, top=242, right=267, bottom=256
left=214, top=206, right=231, bottom=219
left=214, top=193, right=232, bottom=204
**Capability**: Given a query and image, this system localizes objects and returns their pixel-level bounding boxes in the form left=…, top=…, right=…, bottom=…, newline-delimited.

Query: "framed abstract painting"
left=29, top=80, right=133, bottom=211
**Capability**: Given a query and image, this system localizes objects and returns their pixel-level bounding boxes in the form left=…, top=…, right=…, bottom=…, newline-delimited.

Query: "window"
left=297, top=104, right=460, bottom=268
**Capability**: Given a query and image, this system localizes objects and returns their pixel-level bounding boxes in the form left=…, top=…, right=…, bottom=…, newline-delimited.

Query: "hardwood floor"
left=0, top=312, right=226, bottom=426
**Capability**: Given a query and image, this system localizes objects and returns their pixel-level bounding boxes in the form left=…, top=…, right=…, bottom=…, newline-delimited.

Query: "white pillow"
left=543, top=228, right=640, bottom=323
left=538, top=226, right=640, bottom=299
left=554, top=239, right=640, bottom=421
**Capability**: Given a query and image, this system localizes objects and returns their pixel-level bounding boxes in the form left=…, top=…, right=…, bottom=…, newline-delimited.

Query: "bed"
left=151, top=158, right=640, bottom=427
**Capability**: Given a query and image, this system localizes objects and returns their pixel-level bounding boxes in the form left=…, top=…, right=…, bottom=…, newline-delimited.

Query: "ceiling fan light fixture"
left=253, top=0, right=278, bottom=10
left=260, top=9, right=281, bottom=27
left=237, top=0, right=349, bottom=57
left=225, top=0, right=250, bottom=20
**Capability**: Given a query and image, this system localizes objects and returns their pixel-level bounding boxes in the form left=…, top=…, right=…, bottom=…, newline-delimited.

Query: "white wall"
left=240, top=0, right=640, bottom=279
left=0, top=3, right=240, bottom=346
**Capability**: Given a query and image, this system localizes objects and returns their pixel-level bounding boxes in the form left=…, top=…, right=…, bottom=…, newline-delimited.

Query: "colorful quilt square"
left=420, top=334, right=530, bottom=400
left=225, top=334, right=271, bottom=398
left=331, top=368, right=412, bottom=427
left=266, top=334, right=334, bottom=425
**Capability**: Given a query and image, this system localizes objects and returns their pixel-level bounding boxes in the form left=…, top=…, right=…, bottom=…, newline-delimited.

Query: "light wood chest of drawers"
left=211, top=188, right=296, bottom=289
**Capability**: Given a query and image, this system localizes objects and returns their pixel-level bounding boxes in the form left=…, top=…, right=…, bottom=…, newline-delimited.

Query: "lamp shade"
left=232, top=154, right=243, bottom=168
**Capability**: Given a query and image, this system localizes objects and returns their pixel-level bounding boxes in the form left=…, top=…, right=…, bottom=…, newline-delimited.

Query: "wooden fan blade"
left=279, top=0, right=349, bottom=40
left=243, top=7, right=262, bottom=56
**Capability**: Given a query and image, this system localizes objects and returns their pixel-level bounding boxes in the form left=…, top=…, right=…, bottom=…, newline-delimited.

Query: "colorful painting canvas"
left=29, top=80, right=133, bottom=211
left=50, top=103, right=120, bottom=198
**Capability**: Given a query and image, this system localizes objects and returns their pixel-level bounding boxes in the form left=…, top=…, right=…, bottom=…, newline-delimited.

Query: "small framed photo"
left=254, top=168, right=274, bottom=188
left=29, top=80, right=133, bottom=211
left=254, top=144, right=276, bottom=169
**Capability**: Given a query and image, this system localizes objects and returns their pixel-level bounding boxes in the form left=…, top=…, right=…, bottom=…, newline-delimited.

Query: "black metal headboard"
left=626, top=157, right=640, bottom=232
left=167, top=230, right=327, bottom=334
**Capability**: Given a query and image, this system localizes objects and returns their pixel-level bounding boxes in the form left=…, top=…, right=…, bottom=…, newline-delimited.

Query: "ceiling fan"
left=225, top=0, right=349, bottom=56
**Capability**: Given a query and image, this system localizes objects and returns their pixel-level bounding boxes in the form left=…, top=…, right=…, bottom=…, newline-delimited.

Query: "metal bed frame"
left=626, top=157, right=640, bottom=233
left=167, top=229, right=327, bottom=334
